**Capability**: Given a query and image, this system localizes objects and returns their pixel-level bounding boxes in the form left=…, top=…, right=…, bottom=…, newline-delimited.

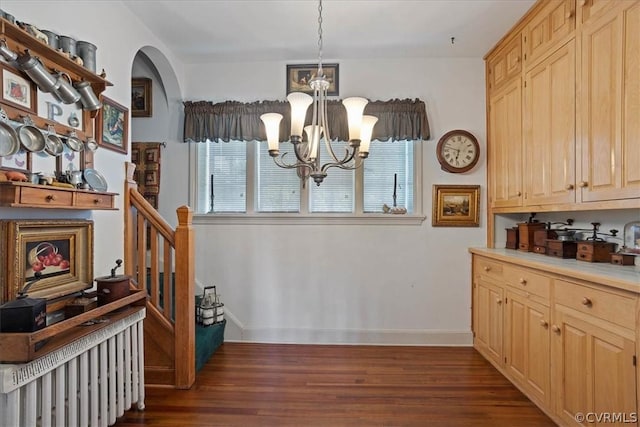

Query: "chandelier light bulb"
left=260, top=113, right=283, bottom=155
left=304, top=125, right=323, bottom=160
left=342, top=97, right=369, bottom=143
left=359, top=115, right=378, bottom=157
left=287, top=92, right=313, bottom=139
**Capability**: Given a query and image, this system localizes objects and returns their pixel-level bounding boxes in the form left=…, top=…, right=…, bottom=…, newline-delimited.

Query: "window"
left=194, top=139, right=421, bottom=218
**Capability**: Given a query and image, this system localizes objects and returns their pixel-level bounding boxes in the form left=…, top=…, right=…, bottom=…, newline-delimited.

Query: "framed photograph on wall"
left=432, top=185, right=480, bottom=227
left=131, top=77, right=152, bottom=117
left=96, top=95, right=129, bottom=154
left=286, top=63, right=339, bottom=96
left=0, top=219, right=93, bottom=302
left=0, top=62, right=37, bottom=114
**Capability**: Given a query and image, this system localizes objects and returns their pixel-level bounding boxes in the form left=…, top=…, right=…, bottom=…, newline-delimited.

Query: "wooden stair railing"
left=123, top=162, right=195, bottom=389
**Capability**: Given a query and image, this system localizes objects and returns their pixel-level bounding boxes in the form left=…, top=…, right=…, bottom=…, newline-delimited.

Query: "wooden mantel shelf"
left=0, top=181, right=118, bottom=210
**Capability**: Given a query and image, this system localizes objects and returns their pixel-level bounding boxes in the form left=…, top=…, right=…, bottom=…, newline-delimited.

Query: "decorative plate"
left=83, top=168, right=108, bottom=192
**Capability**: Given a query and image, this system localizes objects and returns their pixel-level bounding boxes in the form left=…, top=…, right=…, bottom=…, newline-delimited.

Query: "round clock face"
left=436, top=130, right=480, bottom=173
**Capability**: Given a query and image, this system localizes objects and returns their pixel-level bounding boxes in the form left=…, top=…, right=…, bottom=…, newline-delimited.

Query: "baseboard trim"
left=226, top=327, right=472, bottom=346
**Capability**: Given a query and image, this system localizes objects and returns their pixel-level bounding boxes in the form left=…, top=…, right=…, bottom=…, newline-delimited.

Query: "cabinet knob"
left=566, top=184, right=574, bottom=190
left=519, top=278, right=527, bottom=285
left=582, top=297, right=592, bottom=307
left=579, top=181, right=588, bottom=187
left=516, top=191, right=522, bottom=197
left=46, top=194, right=56, bottom=201
left=551, top=325, right=561, bottom=334
left=483, top=266, right=491, bottom=272
left=565, top=10, right=574, bottom=19
left=540, top=320, right=549, bottom=328
left=93, top=198, right=100, bottom=204
left=496, top=299, right=503, bottom=305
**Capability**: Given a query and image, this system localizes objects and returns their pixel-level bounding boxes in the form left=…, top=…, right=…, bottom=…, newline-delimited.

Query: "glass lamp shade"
left=304, top=125, right=322, bottom=160
left=287, top=92, right=313, bottom=138
left=260, top=113, right=283, bottom=152
left=359, top=115, right=378, bottom=155
left=342, top=97, right=368, bottom=141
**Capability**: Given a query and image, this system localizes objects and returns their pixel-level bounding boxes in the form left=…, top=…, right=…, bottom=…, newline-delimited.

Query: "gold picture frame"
left=432, top=185, right=480, bottom=227
left=0, top=219, right=94, bottom=303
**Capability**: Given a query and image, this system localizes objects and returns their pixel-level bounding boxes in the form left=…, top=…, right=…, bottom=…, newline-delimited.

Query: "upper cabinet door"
left=524, top=0, right=576, bottom=67
left=524, top=40, right=576, bottom=207
left=487, top=34, right=522, bottom=94
left=579, top=2, right=640, bottom=202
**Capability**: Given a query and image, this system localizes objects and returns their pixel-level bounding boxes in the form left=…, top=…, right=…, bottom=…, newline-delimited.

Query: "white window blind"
left=196, top=141, right=247, bottom=213
left=363, top=141, right=414, bottom=213
left=309, top=141, right=354, bottom=213
left=256, top=142, right=300, bottom=212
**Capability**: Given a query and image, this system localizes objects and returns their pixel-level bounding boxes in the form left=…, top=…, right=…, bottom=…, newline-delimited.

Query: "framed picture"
left=286, top=63, right=339, bottom=96
left=0, top=62, right=37, bottom=114
left=96, top=95, right=129, bottom=154
left=0, top=219, right=93, bottom=303
left=131, top=77, right=152, bottom=117
left=0, top=148, right=30, bottom=172
left=432, top=185, right=480, bottom=227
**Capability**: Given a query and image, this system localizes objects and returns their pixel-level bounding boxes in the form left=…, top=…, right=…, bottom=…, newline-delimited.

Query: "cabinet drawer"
left=19, top=187, right=72, bottom=207
left=76, top=192, right=113, bottom=209
left=503, top=265, right=550, bottom=299
left=473, top=256, right=504, bottom=281
left=554, top=279, right=636, bottom=329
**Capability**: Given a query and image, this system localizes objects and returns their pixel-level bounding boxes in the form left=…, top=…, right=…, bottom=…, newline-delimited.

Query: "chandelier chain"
left=317, top=0, right=323, bottom=72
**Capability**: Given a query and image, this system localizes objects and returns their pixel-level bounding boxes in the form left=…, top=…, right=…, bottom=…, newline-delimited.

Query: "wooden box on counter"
left=518, top=222, right=546, bottom=252
left=533, top=229, right=557, bottom=254
left=576, top=241, right=617, bottom=263
left=546, top=240, right=578, bottom=259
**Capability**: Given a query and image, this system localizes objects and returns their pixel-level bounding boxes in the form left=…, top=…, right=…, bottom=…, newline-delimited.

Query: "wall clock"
left=436, top=129, right=480, bottom=173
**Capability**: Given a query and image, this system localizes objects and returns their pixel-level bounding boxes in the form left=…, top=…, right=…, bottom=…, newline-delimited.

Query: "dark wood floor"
left=118, top=342, right=556, bottom=426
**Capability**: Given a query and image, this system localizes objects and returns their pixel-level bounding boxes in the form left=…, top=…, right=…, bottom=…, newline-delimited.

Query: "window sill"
left=192, top=213, right=427, bottom=226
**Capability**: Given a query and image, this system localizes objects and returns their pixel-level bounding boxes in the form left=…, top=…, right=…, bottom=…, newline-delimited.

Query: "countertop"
left=469, top=247, right=640, bottom=294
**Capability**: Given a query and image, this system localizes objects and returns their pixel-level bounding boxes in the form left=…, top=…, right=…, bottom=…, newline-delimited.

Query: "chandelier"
left=260, top=0, right=378, bottom=186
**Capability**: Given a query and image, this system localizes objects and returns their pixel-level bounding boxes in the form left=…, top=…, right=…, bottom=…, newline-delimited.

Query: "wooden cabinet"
left=552, top=309, right=636, bottom=426
left=471, top=250, right=639, bottom=426
left=524, top=39, right=576, bottom=206
left=485, top=0, right=639, bottom=223
left=487, top=34, right=522, bottom=94
left=523, top=0, right=576, bottom=66
left=504, top=290, right=551, bottom=407
left=0, top=182, right=117, bottom=210
left=488, top=79, right=523, bottom=208
left=579, top=1, right=640, bottom=202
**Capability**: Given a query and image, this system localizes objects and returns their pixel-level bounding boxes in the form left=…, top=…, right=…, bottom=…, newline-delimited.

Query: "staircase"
left=123, top=162, right=195, bottom=389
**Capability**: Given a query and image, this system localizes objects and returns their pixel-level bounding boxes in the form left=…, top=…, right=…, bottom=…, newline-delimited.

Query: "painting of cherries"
left=25, top=240, right=71, bottom=280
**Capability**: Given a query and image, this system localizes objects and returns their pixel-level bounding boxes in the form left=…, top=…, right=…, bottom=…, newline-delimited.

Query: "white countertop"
left=469, top=247, right=640, bottom=294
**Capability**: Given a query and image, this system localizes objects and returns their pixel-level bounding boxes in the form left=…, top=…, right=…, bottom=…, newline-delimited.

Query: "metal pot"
left=59, top=35, right=76, bottom=56
left=74, top=80, right=102, bottom=112
left=44, top=125, right=64, bottom=156
left=52, top=72, right=80, bottom=104
left=76, top=41, right=97, bottom=73
left=25, top=172, right=41, bottom=184
left=17, top=53, right=58, bottom=93
left=63, top=169, right=83, bottom=186
left=0, top=109, right=20, bottom=157
left=16, top=116, right=46, bottom=153
left=64, top=130, right=84, bottom=152
left=40, top=30, right=59, bottom=49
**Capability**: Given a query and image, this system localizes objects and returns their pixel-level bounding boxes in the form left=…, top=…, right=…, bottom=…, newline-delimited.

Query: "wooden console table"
left=0, top=307, right=145, bottom=426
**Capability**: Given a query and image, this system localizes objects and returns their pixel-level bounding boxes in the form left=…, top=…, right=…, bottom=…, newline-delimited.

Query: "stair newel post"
left=124, top=162, right=138, bottom=281
left=174, top=205, right=195, bottom=389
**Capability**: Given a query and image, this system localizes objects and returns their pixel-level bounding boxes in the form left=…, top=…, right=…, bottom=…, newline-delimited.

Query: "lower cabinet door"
left=504, top=291, right=551, bottom=407
left=474, top=279, right=504, bottom=366
left=552, top=308, right=637, bottom=426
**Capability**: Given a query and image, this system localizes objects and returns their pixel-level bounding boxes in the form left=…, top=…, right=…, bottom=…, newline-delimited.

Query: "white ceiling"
left=123, top=0, right=535, bottom=64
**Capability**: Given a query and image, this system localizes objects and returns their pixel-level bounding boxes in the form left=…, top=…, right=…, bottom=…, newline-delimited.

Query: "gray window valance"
left=183, top=98, right=430, bottom=143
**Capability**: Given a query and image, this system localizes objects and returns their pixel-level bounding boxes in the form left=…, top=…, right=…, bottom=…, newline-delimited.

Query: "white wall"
left=180, top=57, right=488, bottom=344
left=2, top=1, right=184, bottom=284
